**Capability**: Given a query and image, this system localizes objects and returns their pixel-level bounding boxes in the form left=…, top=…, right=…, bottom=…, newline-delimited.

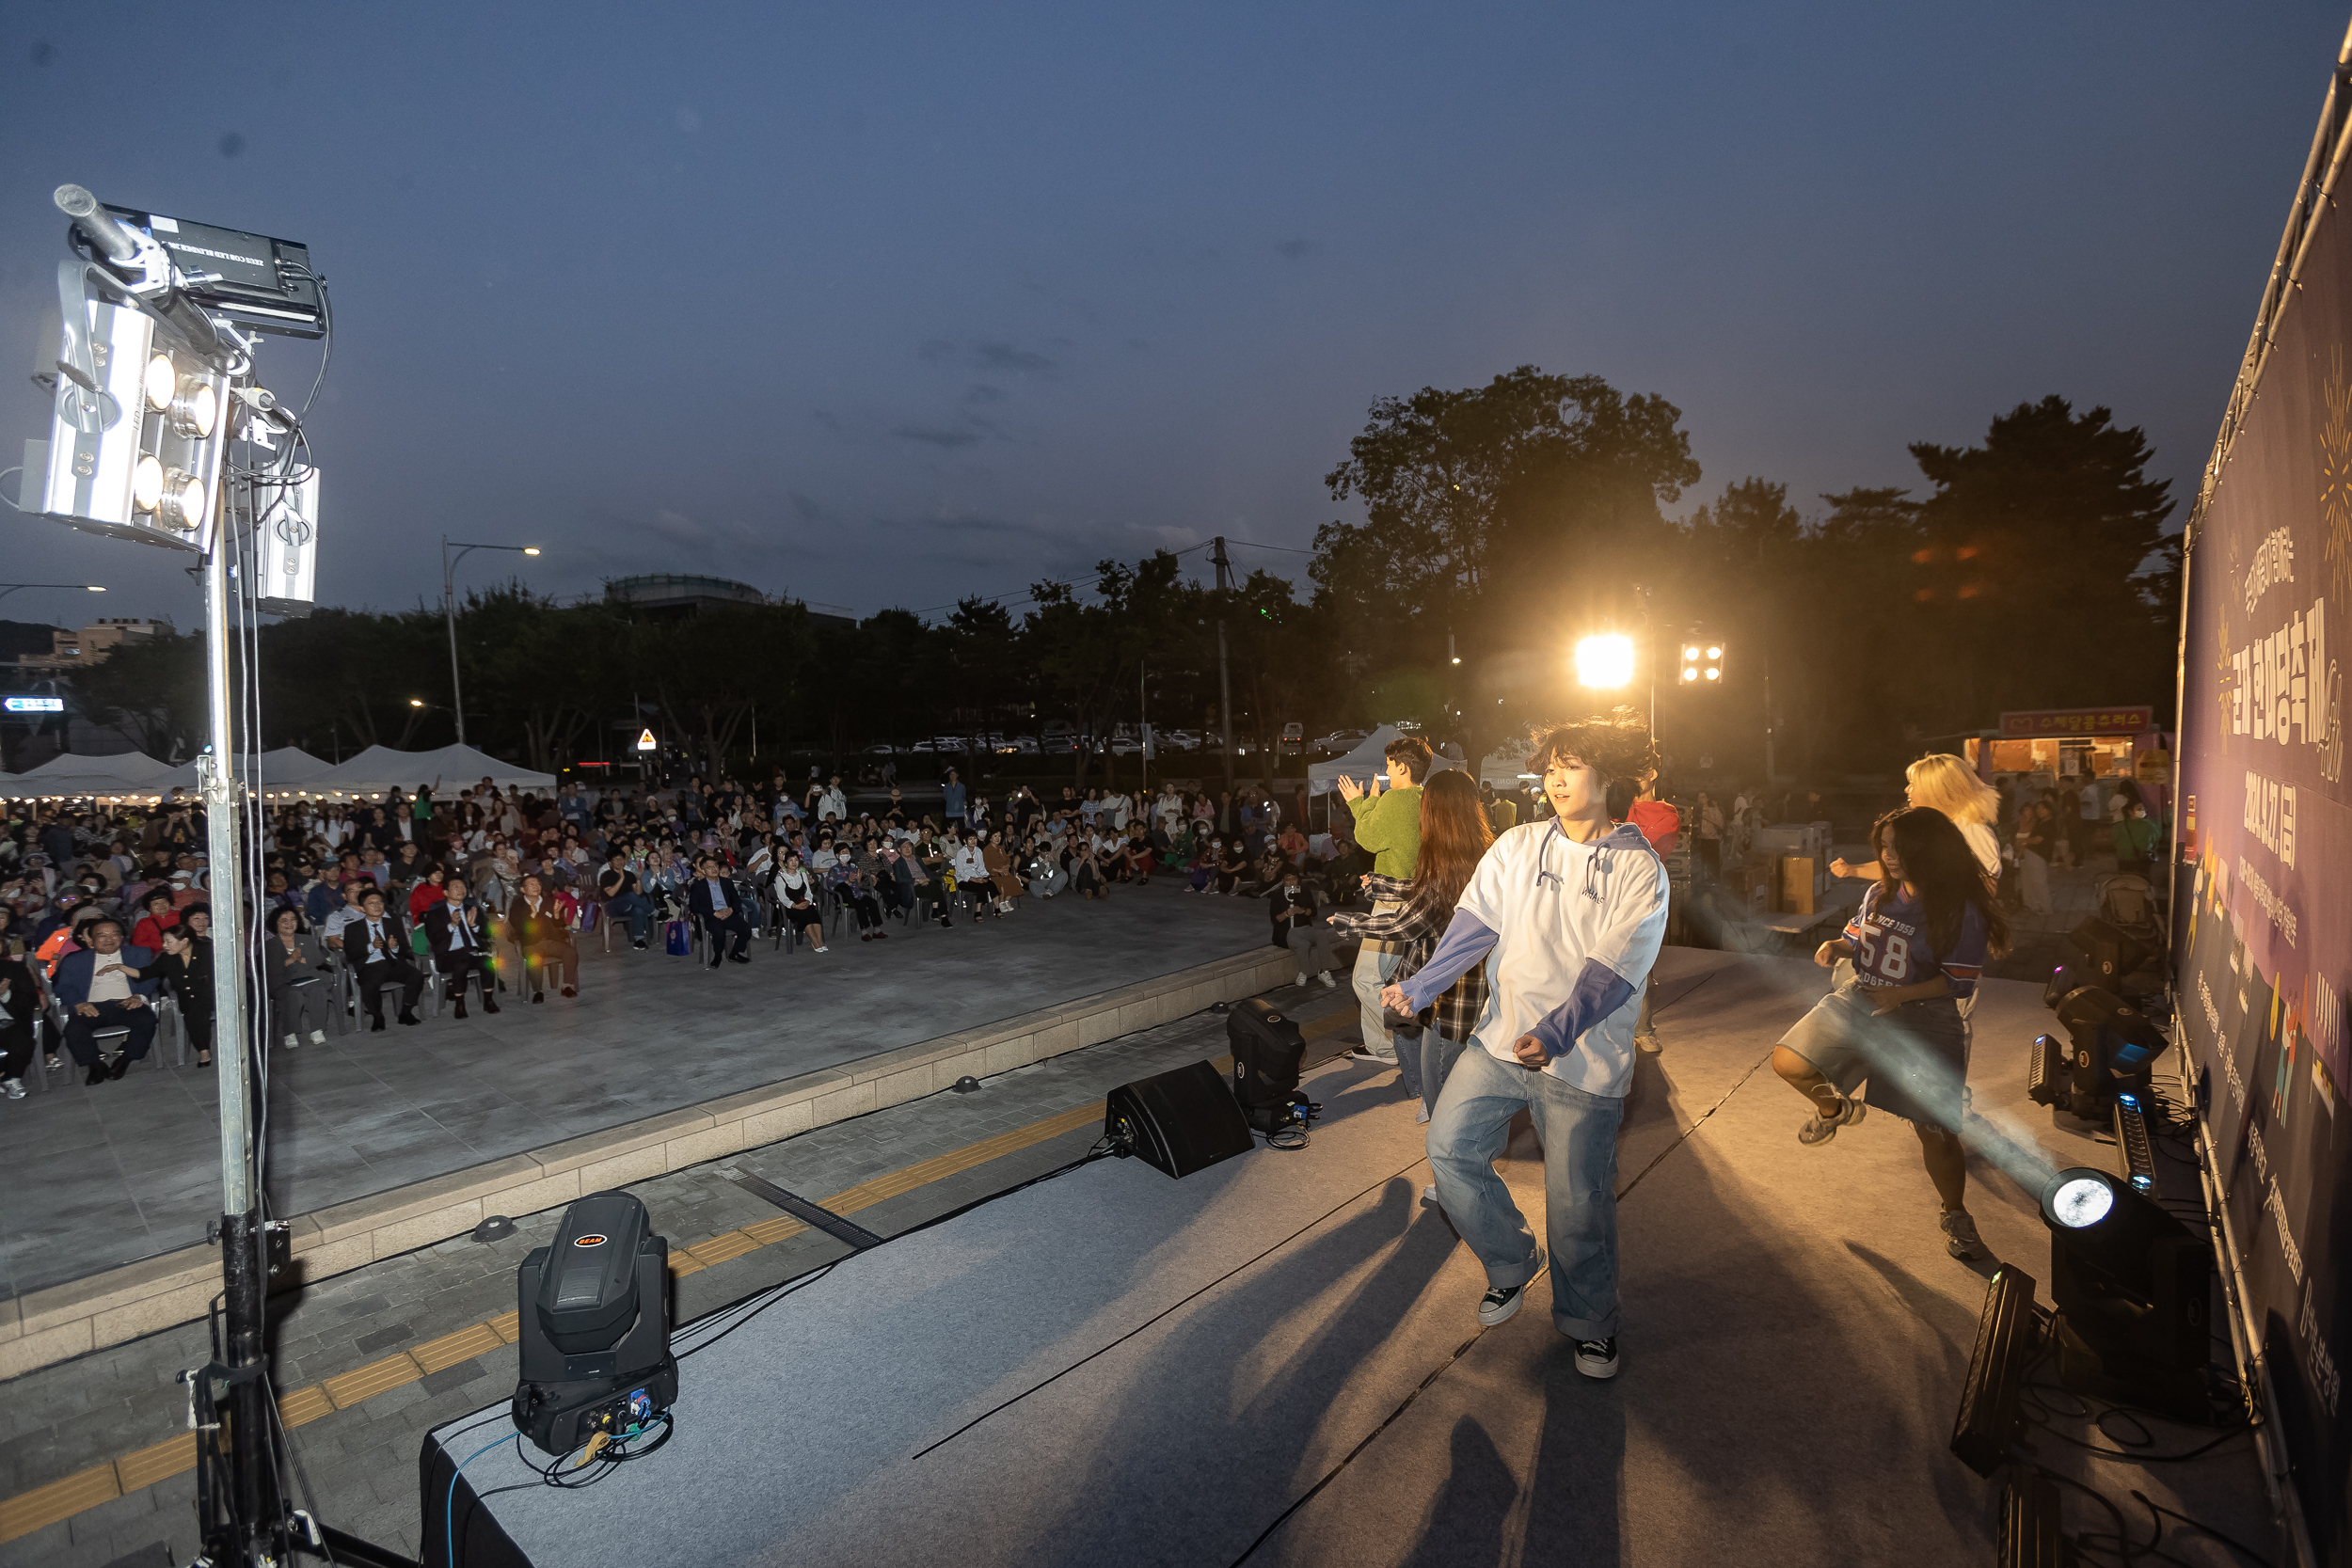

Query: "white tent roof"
left=1479, top=743, right=1537, bottom=789
left=306, top=743, right=557, bottom=796
left=1304, top=725, right=1460, bottom=797
left=249, top=747, right=335, bottom=786
left=18, top=751, right=178, bottom=783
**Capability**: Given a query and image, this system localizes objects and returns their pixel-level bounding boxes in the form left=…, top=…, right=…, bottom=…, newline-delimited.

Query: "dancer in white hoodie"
left=1383, top=709, right=1666, bottom=1379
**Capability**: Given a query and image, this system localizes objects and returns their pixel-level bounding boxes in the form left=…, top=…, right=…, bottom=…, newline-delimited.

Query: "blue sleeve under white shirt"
left=1397, top=819, right=1669, bottom=1099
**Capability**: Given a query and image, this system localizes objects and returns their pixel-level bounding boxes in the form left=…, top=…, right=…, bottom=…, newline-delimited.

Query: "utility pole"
left=1213, top=536, right=1234, bottom=791
left=1137, top=658, right=1148, bottom=795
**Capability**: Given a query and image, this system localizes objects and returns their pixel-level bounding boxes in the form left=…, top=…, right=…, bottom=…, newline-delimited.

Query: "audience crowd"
left=0, top=765, right=1518, bottom=1095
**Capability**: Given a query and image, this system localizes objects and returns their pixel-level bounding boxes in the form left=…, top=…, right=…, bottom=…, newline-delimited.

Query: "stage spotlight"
left=2026, top=986, right=2159, bottom=1123
left=2037, top=1165, right=2214, bottom=1421
left=132, top=454, right=165, bottom=513
left=1677, top=633, right=1725, bottom=686
left=143, top=352, right=178, bottom=411
left=1950, top=1264, right=2041, bottom=1477
left=1999, top=1469, right=2066, bottom=1568
left=167, top=377, right=217, bottom=438
left=159, top=467, right=205, bottom=531
left=1574, top=633, right=1634, bottom=689
left=512, top=1191, right=677, bottom=1457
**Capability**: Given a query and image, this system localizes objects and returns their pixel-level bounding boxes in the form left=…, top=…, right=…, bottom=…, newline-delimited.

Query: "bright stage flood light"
left=1678, top=635, right=1725, bottom=685
left=512, top=1191, right=677, bottom=1458
left=2037, top=1165, right=2214, bottom=1421
left=1574, top=633, right=1635, bottom=689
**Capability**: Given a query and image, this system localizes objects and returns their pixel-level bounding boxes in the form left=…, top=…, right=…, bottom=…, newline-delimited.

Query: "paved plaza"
left=2, top=881, right=1272, bottom=1300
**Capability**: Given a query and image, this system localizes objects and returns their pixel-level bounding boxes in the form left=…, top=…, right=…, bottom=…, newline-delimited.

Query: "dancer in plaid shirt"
left=1329, top=770, right=1496, bottom=1156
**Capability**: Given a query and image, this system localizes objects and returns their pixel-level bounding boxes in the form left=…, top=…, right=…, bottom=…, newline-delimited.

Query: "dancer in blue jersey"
left=1772, top=806, right=2008, bottom=1259
left=1381, top=709, right=1666, bottom=1379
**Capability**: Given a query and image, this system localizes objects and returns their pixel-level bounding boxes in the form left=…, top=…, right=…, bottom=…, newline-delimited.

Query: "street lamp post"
left=0, top=582, right=106, bottom=610
left=440, top=536, right=541, bottom=745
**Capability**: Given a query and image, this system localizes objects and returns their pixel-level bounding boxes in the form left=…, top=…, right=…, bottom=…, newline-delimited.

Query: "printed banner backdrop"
left=2177, top=137, right=2352, bottom=1562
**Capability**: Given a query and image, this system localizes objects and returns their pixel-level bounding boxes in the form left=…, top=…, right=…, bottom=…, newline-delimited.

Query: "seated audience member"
left=407, top=864, right=450, bottom=923
left=425, top=873, right=502, bottom=1018
left=598, top=849, right=655, bottom=950
left=1216, top=837, right=1249, bottom=895
left=1073, top=841, right=1109, bottom=901
left=262, top=905, right=332, bottom=1050
left=131, top=888, right=181, bottom=952
left=686, top=855, right=755, bottom=966
left=0, top=937, right=40, bottom=1097
left=827, top=848, right=886, bottom=941
left=894, top=840, right=948, bottom=927
left=1270, top=869, right=1340, bottom=990
left=772, top=852, right=829, bottom=951
left=344, top=888, right=426, bottom=1029
left=54, top=916, right=162, bottom=1083
left=508, top=873, right=580, bottom=999
left=983, top=831, right=1025, bottom=913
left=152, top=907, right=217, bottom=1068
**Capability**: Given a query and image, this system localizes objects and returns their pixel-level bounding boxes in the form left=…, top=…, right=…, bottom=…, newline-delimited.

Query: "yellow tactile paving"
left=278, top=1384, right=335, bottom=1428
left=488, top=1310, right=520, bottom=1342
left=686, top=1229, right=762, bottom=1267
left=411, top=1321, right=505, bottom=1374
left=741, top=1214, right=807, bottom=1246
left=114, top=1433, right=198, bottom=1493
left=822, top=1101, right=1104, bottom=1215
left=322, top=1351, right=423, bottom=1409
left=0, top=1464, right=119, bottom=1543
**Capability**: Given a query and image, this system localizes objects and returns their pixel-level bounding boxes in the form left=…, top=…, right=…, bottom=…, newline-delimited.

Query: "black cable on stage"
left=2132, top=1488, right=2276, bottom=1568
left=910, top=1150, right=1431, bottom=1462
left=675, top=1261, right=841, bottom=1362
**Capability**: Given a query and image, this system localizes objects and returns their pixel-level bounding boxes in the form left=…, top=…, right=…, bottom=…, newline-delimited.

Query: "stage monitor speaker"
left=1106, top=1059, right=1254, bottom=1178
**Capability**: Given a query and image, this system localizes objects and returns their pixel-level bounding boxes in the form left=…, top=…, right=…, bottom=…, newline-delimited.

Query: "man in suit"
left=344, top=887, right=425, bottom=1029
left=423, top=874, right=501, bottom=1021
left=687, top=854, right=754, bottom=968
left=53, top=916, right=162, bottom=1085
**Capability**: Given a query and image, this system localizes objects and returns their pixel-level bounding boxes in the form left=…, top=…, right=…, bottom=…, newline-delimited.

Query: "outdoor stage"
left=422, top=950, right=2278, bottom=1567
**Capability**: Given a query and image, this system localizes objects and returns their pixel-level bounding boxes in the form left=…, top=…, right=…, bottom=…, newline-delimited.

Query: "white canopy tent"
left=1304, top=726, right=1460, bottom=797
left=306, top=743, right=557, bottom=797
left=5, top=752, right=183, bottom=798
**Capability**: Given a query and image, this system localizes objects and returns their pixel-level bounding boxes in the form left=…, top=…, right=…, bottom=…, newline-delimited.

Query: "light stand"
left=25, top=182, right=402, bottom=1568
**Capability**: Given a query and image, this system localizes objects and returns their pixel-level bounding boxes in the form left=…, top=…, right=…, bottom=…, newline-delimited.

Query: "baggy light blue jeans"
left=1427, top=1041, right=1625, bottom=1339
left=1351, top=942, right=1423, bottom=1101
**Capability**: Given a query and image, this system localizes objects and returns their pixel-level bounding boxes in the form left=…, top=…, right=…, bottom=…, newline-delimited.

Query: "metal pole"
left=1137, top=659, right=1147, bottom=795
left=1213, top=536, right=1234, bottom=792
left=442, top=535, right=466, bottom=745
left=200, top=518, right=269, bottom=1558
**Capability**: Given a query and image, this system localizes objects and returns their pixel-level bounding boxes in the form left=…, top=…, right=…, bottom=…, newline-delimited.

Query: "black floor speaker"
left=1105, top=1059, right=1255, bottom=1178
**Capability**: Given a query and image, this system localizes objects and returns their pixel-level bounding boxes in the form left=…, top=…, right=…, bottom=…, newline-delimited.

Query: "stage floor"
left=0, top=882, right=1270, bottom=1299
left=426, top=951, right=2279, bottom=1567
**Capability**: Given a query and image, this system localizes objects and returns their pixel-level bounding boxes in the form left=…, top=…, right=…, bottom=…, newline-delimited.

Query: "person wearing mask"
left=425, top=874, right=503, bottom=1018
left=1624, top=771, right=1680, bottom=1054
left=1381, top=711, right=1668, bottom=1379
left=1337, top=768, right=1496, bottom=1141
left=152, top=906, right=216, bottom=1068
left=1772, top=807, right=2005, bottom=1261
left=262, top=905, right=332, bottom=1050
left=1268, top=868, right=1340, bottom=990
left=2112, top=799, right=2162, bottom=883
left=1336, top=733, right=1433, bottom=1095
left=687, top=854, right=755, bottom=965
left=55, top=916, right=164, bottom=1082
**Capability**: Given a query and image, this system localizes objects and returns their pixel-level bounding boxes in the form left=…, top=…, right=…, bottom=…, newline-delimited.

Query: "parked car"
left=1313, top=729, right=1370, bottom=755
left=1279, top=722, right=1305, bottom=753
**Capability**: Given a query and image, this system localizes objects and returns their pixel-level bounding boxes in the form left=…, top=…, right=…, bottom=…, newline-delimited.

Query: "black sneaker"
left=1477, top=1249, right=1541, bottom=1326
left=1573, top=1337, right=1620, bottom=1380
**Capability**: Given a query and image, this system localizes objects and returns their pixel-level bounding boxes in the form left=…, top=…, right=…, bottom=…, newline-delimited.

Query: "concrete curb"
left=0, top=944, right=1297, bottom=1381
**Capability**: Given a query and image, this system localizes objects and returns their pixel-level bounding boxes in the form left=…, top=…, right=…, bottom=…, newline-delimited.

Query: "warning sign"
left=635, top=729, right=657, bottom=752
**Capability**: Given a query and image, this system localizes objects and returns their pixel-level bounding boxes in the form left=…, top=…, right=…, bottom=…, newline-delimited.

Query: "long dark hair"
left=1872, top=806, right=2009, bottom=958
left=1414, top=770, right=1494, bottom=915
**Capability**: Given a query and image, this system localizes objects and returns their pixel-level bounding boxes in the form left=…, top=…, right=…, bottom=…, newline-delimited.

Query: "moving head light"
left=513, top=1192, right=676, bottom=1457
left=2026, top=987, right=2161, bottom=1124
left=2037, top=1166, right=2214, bottom=1422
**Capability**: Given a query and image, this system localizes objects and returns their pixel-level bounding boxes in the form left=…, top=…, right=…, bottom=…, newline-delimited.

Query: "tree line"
left=57, top=367, right=2179, bottom=787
